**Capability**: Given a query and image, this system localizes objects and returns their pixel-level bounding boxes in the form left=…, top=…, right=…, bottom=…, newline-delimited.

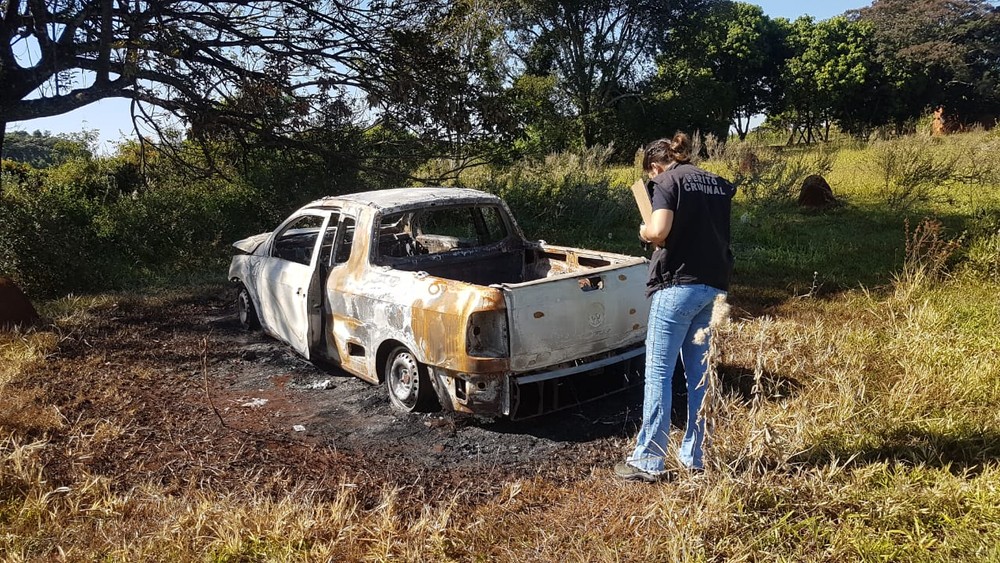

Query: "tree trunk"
left=0, top=121, right=6, bottom=195
left=734, top=116, right=748, bottom=141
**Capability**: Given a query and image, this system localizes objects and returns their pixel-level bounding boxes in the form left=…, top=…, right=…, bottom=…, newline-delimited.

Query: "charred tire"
left=237, top=285, right=261, bottom=330
left=385, top=346, right=438, bottom=413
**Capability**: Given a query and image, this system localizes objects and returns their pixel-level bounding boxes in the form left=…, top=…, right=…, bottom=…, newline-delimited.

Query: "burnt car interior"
left=375, top=204, right=617, bottom=286
left=267, top=206, right=621, bottom=286
left=268, top=213, right=359, bottom=271
left=273, top=216, right=325, bottom=265
left=376, top=205, right=521, bottom=285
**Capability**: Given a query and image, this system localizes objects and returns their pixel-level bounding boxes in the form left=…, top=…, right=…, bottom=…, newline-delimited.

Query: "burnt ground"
left=15, top=284, right=650, bottom=505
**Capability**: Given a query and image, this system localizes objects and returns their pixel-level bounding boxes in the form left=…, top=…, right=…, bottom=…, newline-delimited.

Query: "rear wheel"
left=384, top=346, right=437, bottom=412
left=237, top=285, right=261, bottom=330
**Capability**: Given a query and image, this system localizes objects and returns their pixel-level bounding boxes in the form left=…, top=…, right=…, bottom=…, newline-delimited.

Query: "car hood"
left=232, top=232, right=270, bottom=254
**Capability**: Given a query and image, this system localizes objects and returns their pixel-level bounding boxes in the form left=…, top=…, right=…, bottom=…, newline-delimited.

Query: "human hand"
left=638, top=223, right=650, bottom=244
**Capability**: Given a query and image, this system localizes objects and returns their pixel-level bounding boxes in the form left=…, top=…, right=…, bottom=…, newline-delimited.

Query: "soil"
left=17, top=284, right=649, bottom=505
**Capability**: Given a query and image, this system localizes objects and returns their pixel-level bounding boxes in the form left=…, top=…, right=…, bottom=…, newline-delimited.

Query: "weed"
left=897, top=217, right=963, bottom=290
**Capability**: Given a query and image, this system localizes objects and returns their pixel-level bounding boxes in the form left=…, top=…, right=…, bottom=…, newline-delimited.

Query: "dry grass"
left=3, top=261, right=998, bottom=561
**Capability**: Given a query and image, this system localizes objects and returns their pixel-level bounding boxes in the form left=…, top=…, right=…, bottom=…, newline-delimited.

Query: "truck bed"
left=389, top=244, right=644, bottom=287
left=390, top=243, right=649, bottom=374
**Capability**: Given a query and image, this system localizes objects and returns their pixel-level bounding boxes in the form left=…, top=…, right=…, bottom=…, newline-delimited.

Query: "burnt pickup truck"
left=229, top=187, right=649, bottom=419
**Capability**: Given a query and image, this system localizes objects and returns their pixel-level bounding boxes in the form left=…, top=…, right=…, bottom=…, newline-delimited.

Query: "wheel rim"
left=238, top=290, right=250, bottom=325
left=388, top=351, right=419, bottom=409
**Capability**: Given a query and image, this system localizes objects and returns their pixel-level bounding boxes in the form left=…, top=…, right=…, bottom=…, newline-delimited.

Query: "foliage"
left=500, top=0, right=719, bottom=152
left=507, top=74, right=582, bottom=158
left=655, top=2, right=785, bottom=140
left=468, top=145, right=638, bottom=249
left=0, top=130, right=96, bottom=168
left=0, top=173, right=110, bottom=291
left=866, top=138, right=959, bottom=210
left=0, top=0, right=510, bottom=172
left=854, top=0, right=1000, bottom=129
left=775, top=16, right=880, bottom=143
left=0, top=141, right=290, bottom=295
left=365, top=3, right=516, bottom=162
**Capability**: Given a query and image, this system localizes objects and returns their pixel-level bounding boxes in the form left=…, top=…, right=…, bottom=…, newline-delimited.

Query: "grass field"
left=3, top=131, right=1000, bottom=561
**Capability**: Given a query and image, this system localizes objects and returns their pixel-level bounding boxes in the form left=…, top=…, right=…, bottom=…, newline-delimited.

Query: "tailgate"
left=501, top=262, right=650, bottom=372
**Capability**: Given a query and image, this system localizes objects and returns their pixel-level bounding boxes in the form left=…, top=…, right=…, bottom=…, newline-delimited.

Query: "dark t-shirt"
left=646, top=162, right=735, bottom=296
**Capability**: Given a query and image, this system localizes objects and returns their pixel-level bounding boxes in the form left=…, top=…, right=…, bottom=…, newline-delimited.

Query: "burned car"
left=229, top=187, right=649, bottom=419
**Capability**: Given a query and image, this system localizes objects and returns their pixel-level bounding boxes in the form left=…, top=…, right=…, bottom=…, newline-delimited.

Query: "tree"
left=0, top=0, right=455, bottom=168
left=654, top=1, right=784, bottom=140
left=1, top=130, right=94, bottom=168
left=364, top=2, right=517, bottom=169
left=774, top=16, right=877, bottom=144
left=503, top=0, right=718, bottom=149
left=853, top=0, right=1000, bottom=129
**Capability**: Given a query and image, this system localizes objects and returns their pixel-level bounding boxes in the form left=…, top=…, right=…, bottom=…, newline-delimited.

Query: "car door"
left=257, top=211, right=332, bottom=359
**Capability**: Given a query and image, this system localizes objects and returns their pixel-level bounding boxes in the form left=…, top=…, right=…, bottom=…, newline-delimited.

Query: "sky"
left=12, top=0, right=873, bottom=153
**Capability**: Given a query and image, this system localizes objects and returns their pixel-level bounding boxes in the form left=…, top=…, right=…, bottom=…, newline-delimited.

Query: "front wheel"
left=237, top=285, right=261, bottom=330
left=384, top=346, right=438, bottom=413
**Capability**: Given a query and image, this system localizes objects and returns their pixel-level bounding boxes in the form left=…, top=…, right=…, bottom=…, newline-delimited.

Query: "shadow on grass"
left=728, top=202, right=975, bottom=314
left=486, top=361, right=804, bottom=444
left=795, top=426, right=1000, bottom=475
left=717, top=364, right=803, bottom=405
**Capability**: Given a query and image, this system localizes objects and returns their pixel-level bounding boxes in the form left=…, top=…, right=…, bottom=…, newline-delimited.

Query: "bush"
left=467, top=146, right=636, bottom=250
left=0, top=153, right=269, bottom=296
left=0, top=180, right=115, bottom=294
left=713, top=140, right=833, bottom=206
left=96, top=180, right=261, bottom=277
left=962, top=208, right=1000, bottom=279
left=866, top=138, right=959, bottom=210
left=900, top=217, right=962, bottom=286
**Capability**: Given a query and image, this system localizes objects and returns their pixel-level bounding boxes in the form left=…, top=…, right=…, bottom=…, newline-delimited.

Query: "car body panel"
left=229, top=187, right=650, bottom=418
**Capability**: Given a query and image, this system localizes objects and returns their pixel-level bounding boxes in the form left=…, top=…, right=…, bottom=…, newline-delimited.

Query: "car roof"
left=304, top=187, right=502, bottom=213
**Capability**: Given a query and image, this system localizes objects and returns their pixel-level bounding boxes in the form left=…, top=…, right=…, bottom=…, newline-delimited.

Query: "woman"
left=615, top=133, right=735, bottom=482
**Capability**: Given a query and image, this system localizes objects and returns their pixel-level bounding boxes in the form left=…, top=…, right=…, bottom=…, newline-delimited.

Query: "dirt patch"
left=15, top=284, right=646, bottom=503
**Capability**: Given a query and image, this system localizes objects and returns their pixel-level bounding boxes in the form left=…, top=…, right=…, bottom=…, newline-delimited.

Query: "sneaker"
left=613, top=462, right=662, bottom=483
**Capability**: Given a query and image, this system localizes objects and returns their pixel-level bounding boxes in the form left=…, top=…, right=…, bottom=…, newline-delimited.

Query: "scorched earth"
left=17, top=283, right=654, bottom=503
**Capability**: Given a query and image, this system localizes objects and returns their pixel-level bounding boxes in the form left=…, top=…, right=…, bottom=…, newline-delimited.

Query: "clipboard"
left=630, top=179, right=652, bottom=224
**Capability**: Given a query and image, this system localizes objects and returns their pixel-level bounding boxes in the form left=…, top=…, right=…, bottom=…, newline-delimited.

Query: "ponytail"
left=642, top=132, right=692, bottom=171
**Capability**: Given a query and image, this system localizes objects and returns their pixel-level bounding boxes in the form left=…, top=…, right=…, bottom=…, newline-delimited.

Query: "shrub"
left=0, top=154, right=268, bottom=295
left=953, top=133, right=1000, bottom=190
left=962, top=208, right=1000, bottom=279
left=713, top=140, right=833, bottom=206
left=467, top=145, right=635, bottom=249
left=866, top=138, right=959, bottom=210
left=895, top=218, right=962, bottom=296
left=0, top=177, right=116, bottom=294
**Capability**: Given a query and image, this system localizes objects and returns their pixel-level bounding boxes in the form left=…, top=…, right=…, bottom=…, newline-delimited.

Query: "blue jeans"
left=628, top=284, right=724, bottom=473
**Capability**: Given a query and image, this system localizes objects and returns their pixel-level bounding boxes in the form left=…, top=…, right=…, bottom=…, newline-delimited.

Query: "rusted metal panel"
left=501, top=253, right=649, bottom=373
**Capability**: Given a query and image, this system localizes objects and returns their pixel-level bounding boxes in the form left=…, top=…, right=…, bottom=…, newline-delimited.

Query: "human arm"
left=639, top=209, right=674, bottom=246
